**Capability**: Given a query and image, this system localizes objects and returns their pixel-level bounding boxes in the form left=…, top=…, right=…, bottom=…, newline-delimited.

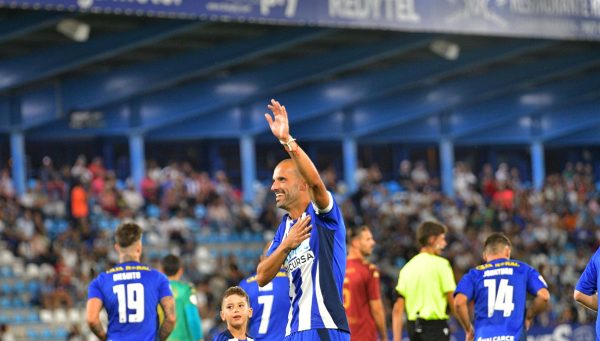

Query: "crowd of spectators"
left=0, top=154, right=598, bottom=336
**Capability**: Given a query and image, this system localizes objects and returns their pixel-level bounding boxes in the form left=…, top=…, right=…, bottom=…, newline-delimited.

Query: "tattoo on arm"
left=159, top=296, right=176, bottom=341
left=89, top=320, right=107, bottom=341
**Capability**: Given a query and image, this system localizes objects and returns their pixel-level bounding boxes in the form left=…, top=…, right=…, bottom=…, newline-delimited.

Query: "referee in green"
left=392, top=221, right=456, bottom=341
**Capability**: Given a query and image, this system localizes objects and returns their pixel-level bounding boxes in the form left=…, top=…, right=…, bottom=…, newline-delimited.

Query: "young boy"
left=213, top=286, right=254, bottom=341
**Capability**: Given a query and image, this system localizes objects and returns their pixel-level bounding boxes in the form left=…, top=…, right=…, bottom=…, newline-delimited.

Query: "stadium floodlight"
left=429, top=39, right=460, bottom=61
left=57, top=19, right=90, bottom=42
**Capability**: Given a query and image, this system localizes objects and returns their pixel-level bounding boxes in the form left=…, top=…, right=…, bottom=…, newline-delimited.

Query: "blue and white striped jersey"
left=267, top=192, right=349, bottom=336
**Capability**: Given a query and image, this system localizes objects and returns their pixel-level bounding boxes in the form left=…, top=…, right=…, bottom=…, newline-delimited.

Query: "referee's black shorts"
left=406, top=319, right=450, bottom=341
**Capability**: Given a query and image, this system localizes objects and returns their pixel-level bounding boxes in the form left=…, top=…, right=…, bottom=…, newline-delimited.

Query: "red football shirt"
left=343, top=258, right=381, bottom=341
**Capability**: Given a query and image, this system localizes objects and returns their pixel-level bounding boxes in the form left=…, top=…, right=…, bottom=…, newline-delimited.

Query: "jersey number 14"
left=484, top=279, right=514, bottom=317
left=113, top=283, right=145, bottom=323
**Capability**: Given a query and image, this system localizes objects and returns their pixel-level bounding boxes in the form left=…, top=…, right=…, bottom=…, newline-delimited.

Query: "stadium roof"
left=0, top=8, right=598, bottom=147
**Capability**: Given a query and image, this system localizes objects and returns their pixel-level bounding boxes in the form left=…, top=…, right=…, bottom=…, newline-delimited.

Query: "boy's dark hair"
left=484, top=233, right=512, bottom=254
left=416, top=221, right=447, bottom=247
left=161, top=254, right=181, bottom=277
left=115, top=222, right=142, bottom=248
left=221, top=286, right=250, bottom=306
left=347, top=225, right=370, bottom=244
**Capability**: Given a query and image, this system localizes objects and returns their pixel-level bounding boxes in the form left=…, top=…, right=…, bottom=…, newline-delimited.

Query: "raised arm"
left=159, top=296, right=176, bottom=341
left=256, top=215, right=311, bottom=286
left=86, top=298, right=107, bottom=341
left=265, top=99, right=329, bottom=209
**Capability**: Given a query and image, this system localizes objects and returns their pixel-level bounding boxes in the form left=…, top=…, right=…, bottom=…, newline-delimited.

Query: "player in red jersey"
left=343, top=225, right=388, bottom=341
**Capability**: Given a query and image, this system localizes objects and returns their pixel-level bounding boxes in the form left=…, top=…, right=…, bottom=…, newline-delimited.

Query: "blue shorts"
left=285, top=329, right=350, bottom=341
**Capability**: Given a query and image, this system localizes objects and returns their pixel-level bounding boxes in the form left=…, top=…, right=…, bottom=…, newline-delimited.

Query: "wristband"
left=280, top=136, right=297, bottom=152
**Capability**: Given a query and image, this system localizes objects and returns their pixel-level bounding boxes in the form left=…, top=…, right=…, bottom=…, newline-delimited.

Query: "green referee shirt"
left=395, top=252, right=456, bottom=321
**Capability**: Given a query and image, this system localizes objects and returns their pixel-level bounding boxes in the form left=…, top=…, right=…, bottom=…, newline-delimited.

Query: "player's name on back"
left=483, top=268, right=513, bottom=277
left=113, top=272, right=141, bottom=281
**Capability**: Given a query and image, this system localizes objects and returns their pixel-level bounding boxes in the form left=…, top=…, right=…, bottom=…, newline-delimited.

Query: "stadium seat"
left=39, top=309, right=53, bottom=323
left=53, top=308, right=67, bottom=323
left=27, top=329, right=38, bottom=339
left=54, top=327, right=68, bottom=339
left=25, top=263, right=41, bottom=280
left=0, top=297, right=11, bottom=308
left=194, top=204, right=206, bottom=219
left=68, top=308, right=81, bottom=323
left=146, top=204, right=160, bottom=219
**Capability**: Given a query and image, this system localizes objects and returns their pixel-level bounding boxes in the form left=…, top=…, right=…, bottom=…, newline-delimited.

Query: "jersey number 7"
left=484, top=279, right=514, bottom=318
left=257, top=282, right=274, bottom=334
left=113, top=283, right=145, bottom=323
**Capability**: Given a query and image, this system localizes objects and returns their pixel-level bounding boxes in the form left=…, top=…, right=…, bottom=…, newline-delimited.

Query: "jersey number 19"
left=113, top=283, right=145, bottom=323
left=484, top=279, right=514, bottom=318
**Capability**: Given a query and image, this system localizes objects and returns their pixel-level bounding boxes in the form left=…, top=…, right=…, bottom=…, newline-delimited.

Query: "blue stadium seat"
left=28, top=280, right=40, bottom=293
left=99, top=217, right=111, bottom=231
left=1, top=282, right=12, bottom=294
left=27, top=310, right=39, bottom=322
left=26, top=329, right=38, bottom=339
left=146, top=204, right=160, bottom=219
left=186, top=218, right=200, bottom=233
left=27, top=178, right=37, bottom=190
left=194, top=205, right=206, bottom=219
left=0, top=297, right=11, bottom=308
left=4, top=265, right=14, bottom=277
left=116, top=179, right=125, bottom=191
left=13, top=313, right=24, bottom=324
left=54, top=327, right=68, bottom=339
left=41, top=329, right=52, bottom=339
left=12, top=296, right=25, bottom=307
left=14, top=280, right=25, bottom=294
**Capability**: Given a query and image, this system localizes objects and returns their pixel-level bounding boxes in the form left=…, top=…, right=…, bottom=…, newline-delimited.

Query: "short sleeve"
left=395, top=270, right=405, bottom=297
left=576, top=251, right=599, bottom=295
left=157, top=273, right=173, bottom=299
left=454, top=270, right=475, bottom=300
left=440, top=260, right=457, bottom=293
left=367, top=264, right=381, bottom=301
left=526, top=265, right=548, bottom=296
left=87, top=276, right=103, bottom=300
left=311, top=191, right=334, bottom=215
left=266, top=229, right=282, bottom=257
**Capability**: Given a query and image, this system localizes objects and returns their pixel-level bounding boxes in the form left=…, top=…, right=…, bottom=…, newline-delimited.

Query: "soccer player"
left=160, top=254, right=204, bottom=341
left=392, top=221, right=456, bottom=341
left=240, top=245, right=290, bottom=341
left=344, top=225, right=388, bottom=341
left=256, top=99, right=350, bottom=340
left=86, top=222, right=175, bottom=341
left=454, top=233, right=550, bottom=341
left=213, top=286, right=254, bottom=341
left=574, top=247, right=600, bottom=333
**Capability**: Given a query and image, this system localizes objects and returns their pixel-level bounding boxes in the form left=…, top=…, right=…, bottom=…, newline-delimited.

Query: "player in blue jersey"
left=240, top=246, right=290, bottom=341
left=454, top=233, right=549, bottom=341
left=256, top=99, right=350, bottom=341
left=86, top=222, right=176, bottom=341
left=574, top=246, right=600, bottom=336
